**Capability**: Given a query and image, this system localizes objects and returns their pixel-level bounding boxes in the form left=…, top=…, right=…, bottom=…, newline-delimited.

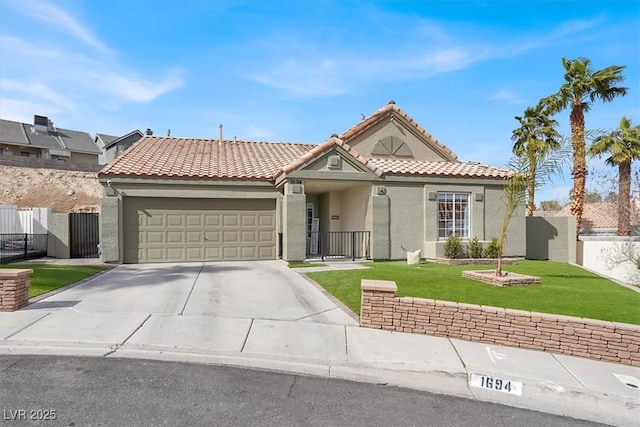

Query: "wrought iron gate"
left=70, top=213, right=99, bottom=258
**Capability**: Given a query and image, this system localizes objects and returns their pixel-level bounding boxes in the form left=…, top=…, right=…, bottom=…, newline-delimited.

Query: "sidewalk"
left=1, top=261, right=638, bottom=426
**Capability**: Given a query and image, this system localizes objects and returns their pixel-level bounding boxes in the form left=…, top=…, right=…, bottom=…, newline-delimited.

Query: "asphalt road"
left=0, top=355, right=605, bottom=427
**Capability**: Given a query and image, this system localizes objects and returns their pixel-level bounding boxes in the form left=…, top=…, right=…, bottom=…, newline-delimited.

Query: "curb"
left=0, top=342, right=636, bottom=427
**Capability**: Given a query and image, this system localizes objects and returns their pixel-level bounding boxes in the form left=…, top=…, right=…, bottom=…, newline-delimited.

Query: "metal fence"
left=0, top=234, right=48, bottom=263
left=307, top=231, right=371, bottom=261
left=70, top=213, right=100, bottom=258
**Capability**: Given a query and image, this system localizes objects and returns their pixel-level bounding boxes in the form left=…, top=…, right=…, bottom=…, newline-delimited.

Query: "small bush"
left=484, top=238, right=499, bottom=258
left=468, top=237, right=483, bottom=258
left=444, top=234, right=462, bottom=259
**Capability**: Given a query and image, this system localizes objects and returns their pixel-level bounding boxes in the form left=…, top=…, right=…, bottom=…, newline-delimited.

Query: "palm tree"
left=511, top=104, right=562, bottom=215
left=541, top=57, right=627, bottom=236
left=588, top=117, right=640, bottom=236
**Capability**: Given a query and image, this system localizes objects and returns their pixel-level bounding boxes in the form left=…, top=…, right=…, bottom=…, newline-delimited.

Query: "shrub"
left=444, top=234, right=462, bottom=259
left=484, top=238, right=499, bottom=258
left=468, top=237, right=483, bottom=258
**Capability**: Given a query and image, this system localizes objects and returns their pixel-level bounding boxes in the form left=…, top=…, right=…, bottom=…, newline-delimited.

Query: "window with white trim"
left=437, top=192, right=470, bottom=239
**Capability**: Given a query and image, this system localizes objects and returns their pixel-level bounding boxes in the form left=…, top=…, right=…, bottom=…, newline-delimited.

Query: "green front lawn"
left=0, top=264, right=105, bottom=298
left=307, top=260, right=640, bottom=325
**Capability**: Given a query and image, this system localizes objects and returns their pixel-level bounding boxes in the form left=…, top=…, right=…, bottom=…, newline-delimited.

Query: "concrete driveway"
left=21, top=261, right=356, bottom=324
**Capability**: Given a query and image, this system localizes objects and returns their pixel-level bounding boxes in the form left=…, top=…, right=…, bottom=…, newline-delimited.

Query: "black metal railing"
left=0, top=234, right=48, bottom=263
left=307, top=231, right=371, bottom=261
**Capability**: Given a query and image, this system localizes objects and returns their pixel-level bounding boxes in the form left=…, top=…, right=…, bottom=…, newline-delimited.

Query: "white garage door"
left=123, top=197, right=276, bottom=263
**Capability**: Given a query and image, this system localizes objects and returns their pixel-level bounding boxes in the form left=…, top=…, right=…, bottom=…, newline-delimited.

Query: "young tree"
left=541, top=57, right=627, bottom=237
left=511, top=104, right=562, bottom=215
left=588, top=116, right=640, bottom=236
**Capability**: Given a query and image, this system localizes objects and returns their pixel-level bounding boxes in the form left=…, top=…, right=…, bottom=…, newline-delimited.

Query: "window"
left=437, top=192, right=470, bottom=239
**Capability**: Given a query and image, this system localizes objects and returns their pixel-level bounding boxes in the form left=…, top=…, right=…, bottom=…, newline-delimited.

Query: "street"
left=0, top=355, right=604, bottom=427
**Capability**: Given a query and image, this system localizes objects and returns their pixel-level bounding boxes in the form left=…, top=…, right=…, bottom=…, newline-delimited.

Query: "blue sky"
left=1, top=0, right=638, bottom=203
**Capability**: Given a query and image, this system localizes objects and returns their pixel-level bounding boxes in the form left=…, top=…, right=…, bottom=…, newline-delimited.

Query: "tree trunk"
left=570, top=103, right=586, bottom=238
left=618, top=160, right=631, bottom=236
left=527, top=176, right=535, bottom=216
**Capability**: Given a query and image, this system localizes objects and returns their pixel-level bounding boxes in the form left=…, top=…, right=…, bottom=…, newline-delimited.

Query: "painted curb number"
left=469, top=373, right=523, bottom=396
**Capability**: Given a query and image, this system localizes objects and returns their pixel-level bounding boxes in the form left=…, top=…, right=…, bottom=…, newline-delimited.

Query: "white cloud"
left=1, top=78, right=76, bottom=113
left=96, top=70, right=185, bottom=103
left=490, top=89, right=523, bottom=104
left=12, top=1, right=110, bottom=53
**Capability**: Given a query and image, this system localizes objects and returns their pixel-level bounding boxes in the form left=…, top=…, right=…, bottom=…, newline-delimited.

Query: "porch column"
left=283, top=180, right=306, bottom=262
left=369, top=190, right=390, bottom=260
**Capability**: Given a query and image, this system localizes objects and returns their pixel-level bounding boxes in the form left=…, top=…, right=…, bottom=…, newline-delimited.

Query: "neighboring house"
left=0, top=115, right=101, bottom=165
left=95, top=130, right=144, bottom=165
left=98, top=101, right=524, bottom=264
left=537, top=202, right=639, bottom=235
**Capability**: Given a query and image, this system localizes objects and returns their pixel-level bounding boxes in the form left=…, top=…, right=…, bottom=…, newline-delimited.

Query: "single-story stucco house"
left=98, top=101, right=525, bottom=264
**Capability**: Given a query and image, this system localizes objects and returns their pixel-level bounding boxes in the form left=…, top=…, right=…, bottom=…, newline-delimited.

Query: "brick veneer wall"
left=0, top=269, right=33, bottom=311
left=360, top=280, right=640, bottom=366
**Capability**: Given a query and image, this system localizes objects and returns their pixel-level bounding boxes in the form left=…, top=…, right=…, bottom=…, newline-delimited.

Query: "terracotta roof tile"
left=369, top=157, right=512, bottom=179
left=543, top=202, right=639, bottom=229
left=339, top=100, right=459, bottom=161
left=99, top=136, right=315, bottom=180
left=278, top=136, right=383, bottom=177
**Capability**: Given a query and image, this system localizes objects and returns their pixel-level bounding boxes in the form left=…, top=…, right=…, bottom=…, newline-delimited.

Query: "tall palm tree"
left=588, top=117, right=640, bottom=236
left=541, top=57, right=627, bottom=236
left=511, top=104, right=562, bottom=215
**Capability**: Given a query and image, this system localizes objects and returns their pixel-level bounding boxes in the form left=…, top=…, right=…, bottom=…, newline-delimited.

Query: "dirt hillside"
left=0, top=165, right=103, bottom=212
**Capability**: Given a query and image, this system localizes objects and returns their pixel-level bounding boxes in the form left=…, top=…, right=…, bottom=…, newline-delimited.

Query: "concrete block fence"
left=360, top=280, right=640, bottom=366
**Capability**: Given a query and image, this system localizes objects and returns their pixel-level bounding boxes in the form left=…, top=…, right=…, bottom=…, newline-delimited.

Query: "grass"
left=0, top=264, right=105, bottom=298
left=288, top=262, right=328, bottom=268
left=306, top=260, right=640, bottom=325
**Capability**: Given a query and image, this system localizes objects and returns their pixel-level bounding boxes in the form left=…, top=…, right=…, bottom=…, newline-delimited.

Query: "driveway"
left=21, top=261, right=356, bottom=324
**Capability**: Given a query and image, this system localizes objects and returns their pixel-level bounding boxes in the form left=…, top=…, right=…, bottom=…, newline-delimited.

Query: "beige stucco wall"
left=385, top=184, right=425, bottom=259
left=71, top=152, right=98, bottom=164
left=339, top=185, right=370, bottom=231
left=346, top=118, right=450, bottom=161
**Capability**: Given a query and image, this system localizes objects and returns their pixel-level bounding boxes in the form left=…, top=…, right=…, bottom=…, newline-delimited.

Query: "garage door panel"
left=258, top=246, right=275, bottom=258
left=147, top=215, right=164, bottom=227
left=146, top=231, right=165, bottom=244
left=223, top=215, right=238, bottom=227
left=186, top=247, right=203, bottom=259
left=241, top=230, right=257, bottom=243
left=204, top=230, right=221, bottom=243
left=124, top=197, right=276, bottom=263
left=223, top=230, right=239, bottom=243
left=186, top=215, right=203, bottom=227
left=223, top=247, right=239, bottom=259
left=185, top=231, right=201, bottom=243
left=258, top=215, right=274, bottom=227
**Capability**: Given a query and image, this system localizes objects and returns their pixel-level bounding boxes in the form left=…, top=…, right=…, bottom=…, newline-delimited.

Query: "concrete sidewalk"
left=0, top=262, right=638, bottom=426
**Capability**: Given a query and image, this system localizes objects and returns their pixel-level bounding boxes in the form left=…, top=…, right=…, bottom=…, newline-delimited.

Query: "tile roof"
left=545, top=202, right=639, bottom=229
left=96, top=133, right=118, bottom=146
left=0, top=119, right=28, bottom=145
left=339, top=100, right=459, bottom=161
left=369, top=157, right=512, bottom=178
left=57, top=128, right=101, bottom=154
left=102, top=135, right=511, bottom=181
left=278, top=137, right=383, bottom=177
left=100, top=136, right=317, bottom=180
left=23, top=124, right=65, bottom=149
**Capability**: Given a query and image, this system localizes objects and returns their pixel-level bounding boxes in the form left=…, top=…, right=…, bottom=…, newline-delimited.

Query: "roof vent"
left=330, top=133, right=339, bottom=138
left=146, top=128, right=153, bottom=136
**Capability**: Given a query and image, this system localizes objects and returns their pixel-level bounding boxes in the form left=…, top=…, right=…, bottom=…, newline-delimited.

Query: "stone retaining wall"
left=0, top=269, right=33, bottom=311
left=360, top=280, right=640, bottom=366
